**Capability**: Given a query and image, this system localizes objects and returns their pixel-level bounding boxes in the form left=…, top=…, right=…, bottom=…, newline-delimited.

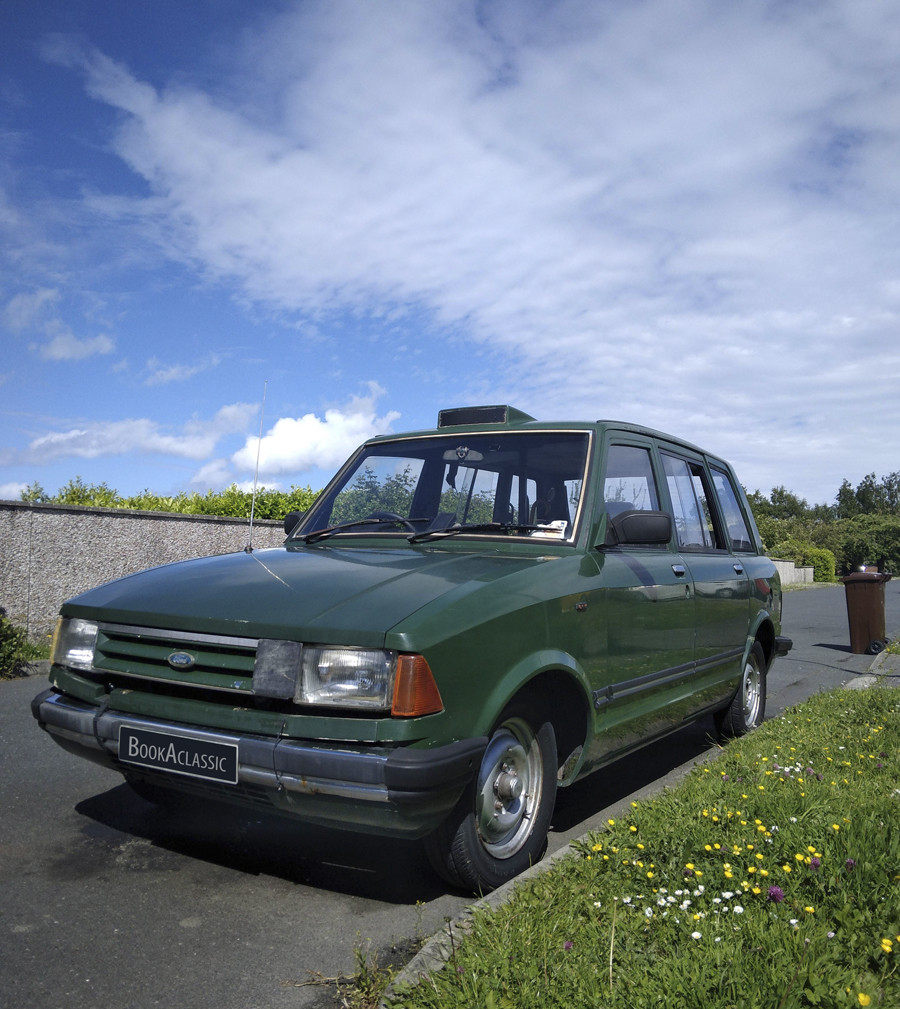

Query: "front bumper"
left=32, top=688, right=485, bottom=838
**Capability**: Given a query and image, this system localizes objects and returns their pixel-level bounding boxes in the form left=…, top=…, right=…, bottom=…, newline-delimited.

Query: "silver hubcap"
left=475, top=718, right=543, bottom=859
left=742, top=654, right=762, bottom=725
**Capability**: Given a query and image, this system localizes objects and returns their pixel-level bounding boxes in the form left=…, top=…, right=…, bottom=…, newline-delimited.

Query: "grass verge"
left=388, top=686, right=900, bottom=1009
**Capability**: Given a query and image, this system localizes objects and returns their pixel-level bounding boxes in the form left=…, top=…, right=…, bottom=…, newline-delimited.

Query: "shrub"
left=770, top=538, right=837, bottom=582
left=0, top=607, right=44, bottom=679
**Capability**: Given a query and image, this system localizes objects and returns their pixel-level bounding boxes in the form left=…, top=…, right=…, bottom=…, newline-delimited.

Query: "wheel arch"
left=490, top=660, right=592, bottom=787
left=750, top=615, right=776, bottom=670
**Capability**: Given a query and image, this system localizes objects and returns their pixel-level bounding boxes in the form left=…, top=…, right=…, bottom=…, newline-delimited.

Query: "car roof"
left=365, top=406, right=726, bottom=466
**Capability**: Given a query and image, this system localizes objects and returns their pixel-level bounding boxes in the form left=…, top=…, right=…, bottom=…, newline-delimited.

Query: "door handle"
left=672, top=564, right=686, bottom=577
left=733, top=564, right=744, bottom=575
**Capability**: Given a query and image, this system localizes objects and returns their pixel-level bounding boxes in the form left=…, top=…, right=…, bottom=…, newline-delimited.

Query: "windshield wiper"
left=299, top=517, right=412, bottom=544
left=408, top=522, right=542, bottom=544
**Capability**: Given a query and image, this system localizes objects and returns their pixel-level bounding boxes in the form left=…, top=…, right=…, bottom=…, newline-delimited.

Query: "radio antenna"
left=245, top=379, right=268, bottom=553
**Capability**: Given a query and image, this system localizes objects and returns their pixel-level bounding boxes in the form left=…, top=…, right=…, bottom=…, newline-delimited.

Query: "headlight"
left=301, top=647, right=394, bottom=709
left=252, top=642, right=443, bottom=715
left=51, top=617, right=99, bottom=671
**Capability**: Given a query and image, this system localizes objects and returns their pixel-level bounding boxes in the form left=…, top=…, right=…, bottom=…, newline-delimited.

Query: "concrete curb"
left=381, top=650, right=900, bottom=1005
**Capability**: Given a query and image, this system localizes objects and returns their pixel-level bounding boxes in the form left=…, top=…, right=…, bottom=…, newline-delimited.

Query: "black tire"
left=425, top=702, right=557, bottom=893
left=719, top=641, right=767, bottom=737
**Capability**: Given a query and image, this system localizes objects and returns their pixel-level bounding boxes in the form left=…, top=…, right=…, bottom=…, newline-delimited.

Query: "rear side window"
left=711, top=466, right=754, bottom=552
left=661, top=453, right=721, bottom=551
left=603, top=445, right=660, bottom=516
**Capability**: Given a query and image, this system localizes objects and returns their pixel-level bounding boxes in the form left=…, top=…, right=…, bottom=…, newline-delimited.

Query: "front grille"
left=92, top=622, right=258, bottom=699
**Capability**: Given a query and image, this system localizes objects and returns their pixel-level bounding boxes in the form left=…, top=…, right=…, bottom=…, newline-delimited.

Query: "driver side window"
left=603, top=444, right=660, bottom=517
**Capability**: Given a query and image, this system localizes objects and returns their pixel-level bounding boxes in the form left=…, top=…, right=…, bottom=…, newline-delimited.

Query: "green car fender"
left=459, top=647, right=594, bottom=783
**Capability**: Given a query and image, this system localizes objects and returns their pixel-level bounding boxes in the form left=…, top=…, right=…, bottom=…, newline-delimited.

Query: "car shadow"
left=74, top=783, right=448, bottom=904
left=551, top=717, right=718, bottom=834
left=72, top=719, right=720, bottom=903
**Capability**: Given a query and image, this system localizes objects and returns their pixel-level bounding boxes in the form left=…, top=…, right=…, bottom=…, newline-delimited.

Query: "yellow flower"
left=804, top=906, right=815, bottom=914
left=858, top=994, right=871, bottom=1006
left=881, top=938, right=894, bottom=954
left=607, top=818, right=616, bottom=826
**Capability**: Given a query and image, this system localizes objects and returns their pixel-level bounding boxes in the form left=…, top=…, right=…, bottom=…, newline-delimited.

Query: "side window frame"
left=660, top=451, right=727, bottom=553
left=599, top=439, right=669, bottom=547
left=709, top=463, right=756, bottom=554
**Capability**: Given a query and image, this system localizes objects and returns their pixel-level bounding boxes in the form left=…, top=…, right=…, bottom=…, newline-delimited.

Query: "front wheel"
left=718, top=641, right=767, bottom=736
left=425, top=702, right=557, bottom=893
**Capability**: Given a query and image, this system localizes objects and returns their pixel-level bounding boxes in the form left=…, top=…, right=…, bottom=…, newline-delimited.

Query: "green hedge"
left=20, top=478, right=320, bottom=521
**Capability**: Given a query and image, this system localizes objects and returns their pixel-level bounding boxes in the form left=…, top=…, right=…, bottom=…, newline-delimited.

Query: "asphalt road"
left=3, top=583, right=898, bottom=1009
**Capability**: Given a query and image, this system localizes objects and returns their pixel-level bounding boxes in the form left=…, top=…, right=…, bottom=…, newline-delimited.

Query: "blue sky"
left=2, top=0, right=899, bottom=506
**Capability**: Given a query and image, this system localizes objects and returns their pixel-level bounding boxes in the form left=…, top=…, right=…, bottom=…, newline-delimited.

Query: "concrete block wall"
left=0, top=501, right=284, bottom=640
left=772, top=559, right=815, bottom=585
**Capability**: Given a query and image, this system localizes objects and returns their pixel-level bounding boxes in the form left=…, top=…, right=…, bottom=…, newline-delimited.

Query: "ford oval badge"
left=167, top=651, right=196, bottom=670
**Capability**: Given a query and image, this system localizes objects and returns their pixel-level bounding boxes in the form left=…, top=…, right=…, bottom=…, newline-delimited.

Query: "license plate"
left=118, top=725, right=239, bottom=784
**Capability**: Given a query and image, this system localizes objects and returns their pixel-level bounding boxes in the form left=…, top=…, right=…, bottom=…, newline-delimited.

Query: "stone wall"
left=0, top=501, right=284, bottom=640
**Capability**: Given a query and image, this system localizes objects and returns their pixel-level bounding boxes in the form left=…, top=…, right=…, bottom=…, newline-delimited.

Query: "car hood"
left=63, top=544, right=547, bottom=645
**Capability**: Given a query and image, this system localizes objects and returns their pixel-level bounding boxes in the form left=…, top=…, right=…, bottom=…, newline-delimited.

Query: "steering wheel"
left=366, top=511, right=418, bottom=532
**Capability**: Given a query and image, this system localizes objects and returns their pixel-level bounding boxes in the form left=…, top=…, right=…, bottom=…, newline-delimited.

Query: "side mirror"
left=606, top=509, right=672, bottom=546
left=283, top=511, right=304, bottom=536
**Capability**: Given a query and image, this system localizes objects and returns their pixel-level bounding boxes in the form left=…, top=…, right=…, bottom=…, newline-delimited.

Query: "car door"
left=585, top=440, right=696, bottom=765
left=660, top=450, right=750, bottom=710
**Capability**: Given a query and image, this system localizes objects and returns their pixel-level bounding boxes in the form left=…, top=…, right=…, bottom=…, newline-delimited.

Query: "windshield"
left=294, top=431, right=591, bottom=543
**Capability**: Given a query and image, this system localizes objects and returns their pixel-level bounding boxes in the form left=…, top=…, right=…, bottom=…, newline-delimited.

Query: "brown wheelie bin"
left=842, top=570, right=892, bottom=654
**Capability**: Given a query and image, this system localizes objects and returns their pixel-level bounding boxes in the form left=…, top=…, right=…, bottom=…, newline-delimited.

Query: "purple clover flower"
left=767, top=886, right=785, bottom=903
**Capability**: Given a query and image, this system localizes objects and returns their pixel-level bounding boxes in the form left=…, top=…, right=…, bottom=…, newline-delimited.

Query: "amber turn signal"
left=391, top=654, right=443, bottom=717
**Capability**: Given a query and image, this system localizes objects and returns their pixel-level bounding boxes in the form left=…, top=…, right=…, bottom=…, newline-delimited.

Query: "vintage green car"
left=33, top=405, right=791, bottom=892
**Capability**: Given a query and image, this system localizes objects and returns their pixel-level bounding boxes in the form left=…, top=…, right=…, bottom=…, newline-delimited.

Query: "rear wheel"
left=718, top=641, right=767, bottom=736
left=425, top=701, right=557, bottom=893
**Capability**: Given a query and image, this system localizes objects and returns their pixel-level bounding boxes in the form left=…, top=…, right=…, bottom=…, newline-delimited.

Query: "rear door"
left=659, top=449, right=750, bottom=708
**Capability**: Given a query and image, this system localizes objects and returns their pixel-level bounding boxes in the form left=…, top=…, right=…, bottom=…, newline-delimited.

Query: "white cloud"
left=25, top=403, right=258, bottom=463
left=231, top=383, right=400, bottom=478
left=4, top=288, right=61, bottom=332
left=18, top=0, right=900, bottom=501
left=190, top=458, right=234, bottom=491
left=4, top=287, right=116, bottom=361
left=0, top=481, right=27, bottom=501
left=144, top=354, right=221, bottom=386
left=39, top=331, right=115, bottom=361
